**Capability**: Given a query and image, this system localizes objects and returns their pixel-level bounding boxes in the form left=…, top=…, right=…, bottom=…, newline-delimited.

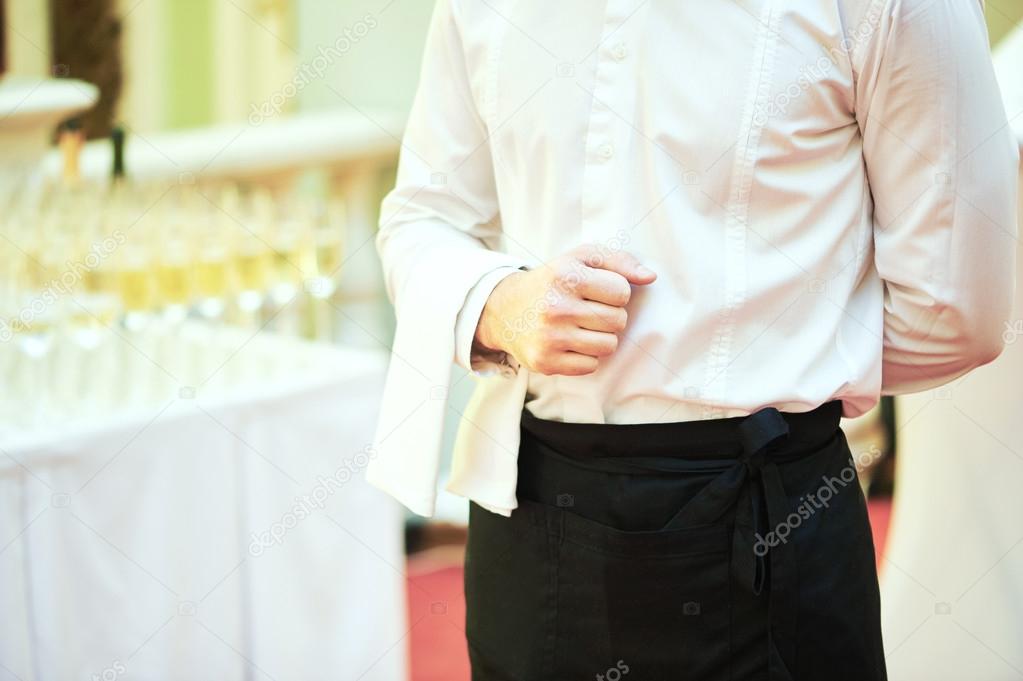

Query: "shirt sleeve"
left=376, top=0, right=528, bottom=344
left=853, top=0, right=1020, bottom=395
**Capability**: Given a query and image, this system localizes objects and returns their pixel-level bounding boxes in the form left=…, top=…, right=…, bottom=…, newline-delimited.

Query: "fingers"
left=572, top=300, right=628, bottom=333
left=563, top=328, right=619, bottom=357
left=575, top=267, right=633, bottom=306
left=524, top=327, right=618, bottom=375
left=573, top=244, right=657, bottom=285
left=533, top=351, right=600, bottom=377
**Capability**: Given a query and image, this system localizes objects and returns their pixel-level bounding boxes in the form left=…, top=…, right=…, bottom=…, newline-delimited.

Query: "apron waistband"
left=520, top=400, right=842, bottom=461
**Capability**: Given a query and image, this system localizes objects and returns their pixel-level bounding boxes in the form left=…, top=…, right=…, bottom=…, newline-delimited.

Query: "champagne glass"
left=156, top=205, right=195, bottom=325
left=193, top=204, right=232, bottom=322
left=266, top=194, right=312, bottom=337
left=70, top=205, right=120, bottom=350
left=234, top=238, right=271, bottom=320
left=10, top=296, right=58, bottom=429
left=306, top=198, right=346, bottom=341
left=117, top=244, right=157, bottom=332
left=152, top=226, right=194, bottom=386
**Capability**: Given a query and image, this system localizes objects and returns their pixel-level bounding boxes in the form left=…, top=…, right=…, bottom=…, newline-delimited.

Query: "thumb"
left=575, top=245, right=657, bottom=285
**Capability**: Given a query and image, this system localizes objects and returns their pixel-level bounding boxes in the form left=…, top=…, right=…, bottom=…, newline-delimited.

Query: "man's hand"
left=474, top=244, right=657, bottom=376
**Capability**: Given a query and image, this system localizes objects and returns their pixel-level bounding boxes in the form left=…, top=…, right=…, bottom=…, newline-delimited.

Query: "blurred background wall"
left=68, top=0, right=434, bottom=132
left=4, top=0, right=1018, bottom=129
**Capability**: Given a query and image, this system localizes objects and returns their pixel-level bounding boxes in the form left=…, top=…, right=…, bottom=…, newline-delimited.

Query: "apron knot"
left=738, top=407, right=790, bottom=458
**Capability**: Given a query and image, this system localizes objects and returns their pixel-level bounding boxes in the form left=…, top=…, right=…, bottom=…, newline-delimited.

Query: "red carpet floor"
left=407, top=498, right=892, bottom=681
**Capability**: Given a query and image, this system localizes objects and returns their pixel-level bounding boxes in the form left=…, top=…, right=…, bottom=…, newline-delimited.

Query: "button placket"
left=579, top=0, right=642, bottom=245
left=700, top=0, right=780, bottom=419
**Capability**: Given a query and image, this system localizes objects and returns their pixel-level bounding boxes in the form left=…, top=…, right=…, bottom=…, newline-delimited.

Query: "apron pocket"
left=537, top=499, right=733, bottom=681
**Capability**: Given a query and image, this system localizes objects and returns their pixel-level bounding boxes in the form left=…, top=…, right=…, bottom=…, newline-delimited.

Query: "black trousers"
left=464, top=402, right=886, bottom=681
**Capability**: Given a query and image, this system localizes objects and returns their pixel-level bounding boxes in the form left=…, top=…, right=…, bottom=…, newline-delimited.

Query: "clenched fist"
left=473, top=244, right=657, bottom=376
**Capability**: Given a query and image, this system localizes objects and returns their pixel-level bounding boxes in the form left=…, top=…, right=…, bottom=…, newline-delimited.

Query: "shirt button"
left=610, top=42, right=628, bottom=61
left=598, top=143, right=615, bottom=160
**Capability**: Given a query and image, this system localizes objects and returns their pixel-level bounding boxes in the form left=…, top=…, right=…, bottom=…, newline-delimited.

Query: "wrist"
left=474, top=301, right=505, bottom=355
left=474, top=270, right=523, bottom=354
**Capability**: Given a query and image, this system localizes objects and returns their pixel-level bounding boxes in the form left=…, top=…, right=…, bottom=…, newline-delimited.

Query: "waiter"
left=367, top=0, right=1019, bottom=679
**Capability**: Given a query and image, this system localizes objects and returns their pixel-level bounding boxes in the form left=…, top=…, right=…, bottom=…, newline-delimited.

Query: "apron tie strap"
left=662, top=407, right=797, bottom=681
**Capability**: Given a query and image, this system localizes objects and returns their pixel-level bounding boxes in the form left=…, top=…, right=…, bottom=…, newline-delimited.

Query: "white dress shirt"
left=366, top=0, right=1019, bottom=517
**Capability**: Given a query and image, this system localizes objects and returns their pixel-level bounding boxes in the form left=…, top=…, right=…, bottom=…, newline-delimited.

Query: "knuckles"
left=529, top=352, right=558, bottom=376
left=550, top=261, right=583, bottom=290
left=536, top=326, right=565, bottom=349
left=539, top=299, right=571, bottom=324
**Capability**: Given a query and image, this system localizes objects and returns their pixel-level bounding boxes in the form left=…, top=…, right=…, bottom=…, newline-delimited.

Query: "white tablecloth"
left=0, top=337, right=407, bottom=681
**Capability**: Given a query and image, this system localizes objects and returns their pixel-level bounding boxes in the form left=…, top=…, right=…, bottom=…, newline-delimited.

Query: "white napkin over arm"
left=366, top=0, right=528, bottom=517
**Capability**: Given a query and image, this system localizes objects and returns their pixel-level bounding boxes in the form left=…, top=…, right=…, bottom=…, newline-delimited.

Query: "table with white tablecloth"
left=0, top=334, right=407, bottom=681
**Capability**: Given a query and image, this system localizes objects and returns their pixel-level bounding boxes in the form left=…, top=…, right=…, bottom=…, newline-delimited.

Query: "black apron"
left=464, top=401, right=886, bottom=681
